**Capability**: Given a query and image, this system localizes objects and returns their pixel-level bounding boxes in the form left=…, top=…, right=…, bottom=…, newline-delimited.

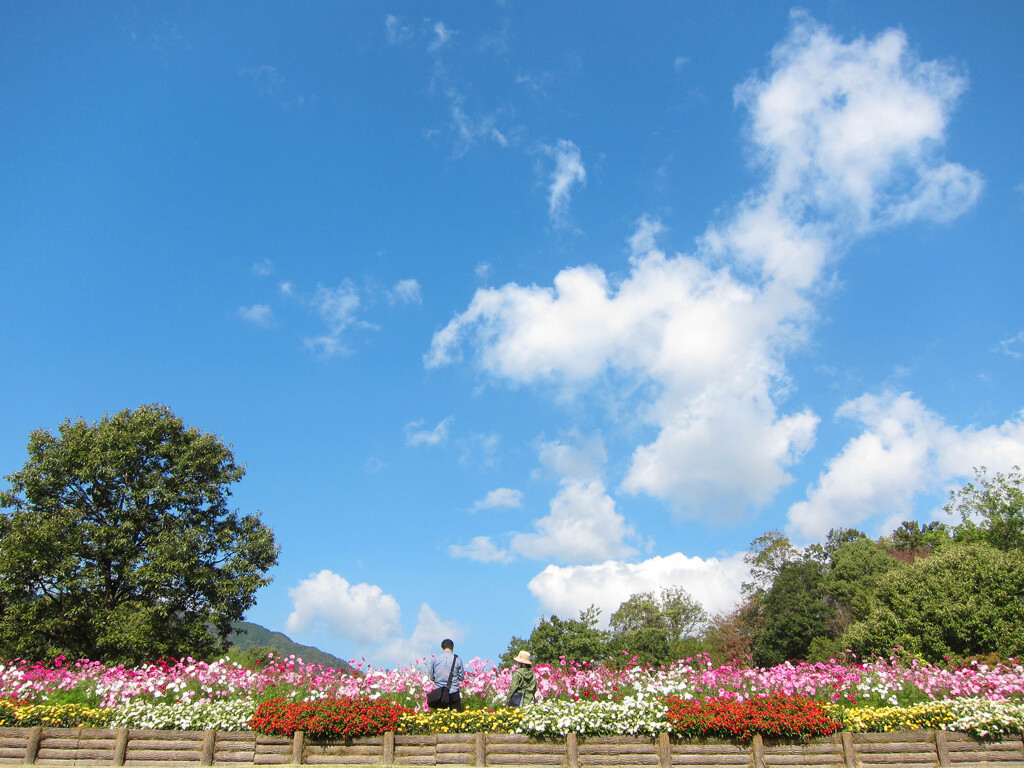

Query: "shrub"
left=664, top=694, right=841, bottom=743
left=250, top=697, right=410, bottom=739
left=399, top=708, right=524, bottom=734
left=0, top=700, right=110, bottom=728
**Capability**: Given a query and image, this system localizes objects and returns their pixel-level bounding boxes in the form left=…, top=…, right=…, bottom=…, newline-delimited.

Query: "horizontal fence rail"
left=0, top=727, right=1022, bottom=767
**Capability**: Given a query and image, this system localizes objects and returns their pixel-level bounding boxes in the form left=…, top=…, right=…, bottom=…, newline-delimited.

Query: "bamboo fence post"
left=292, top=730, right=306, bottom=765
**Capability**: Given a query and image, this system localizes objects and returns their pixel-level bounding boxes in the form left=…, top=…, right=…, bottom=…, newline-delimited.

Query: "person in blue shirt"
left=427, top=638, right=466, bottom=711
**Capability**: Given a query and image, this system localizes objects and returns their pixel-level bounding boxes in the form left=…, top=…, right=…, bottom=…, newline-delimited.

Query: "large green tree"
left=499, top=607, right=609, bottom=666
left=608, top=587, right=709, bottom=666
left=750, top=559, right=835, bottom=667
left=947, top=466, right=1024, bottom=551
left=0, top=405, right=279, bottom=664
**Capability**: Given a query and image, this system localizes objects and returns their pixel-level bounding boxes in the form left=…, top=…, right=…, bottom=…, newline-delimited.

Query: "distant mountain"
left=227, top=621, right=356, bottom=673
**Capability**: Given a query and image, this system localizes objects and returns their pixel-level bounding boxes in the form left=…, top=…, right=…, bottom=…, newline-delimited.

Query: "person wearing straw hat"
left=506, top=650, right=537, bottom=707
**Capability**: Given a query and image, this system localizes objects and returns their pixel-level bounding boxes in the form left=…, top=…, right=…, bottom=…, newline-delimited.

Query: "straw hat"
left=514, top=650, right=532, bottom=665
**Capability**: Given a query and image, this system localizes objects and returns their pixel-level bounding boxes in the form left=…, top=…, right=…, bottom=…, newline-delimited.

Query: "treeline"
left=502, top=467, right=1024, bottom=668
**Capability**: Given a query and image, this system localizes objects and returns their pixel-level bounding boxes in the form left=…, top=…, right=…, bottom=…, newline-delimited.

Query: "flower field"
left=0, top=652, right=1022, bottom=739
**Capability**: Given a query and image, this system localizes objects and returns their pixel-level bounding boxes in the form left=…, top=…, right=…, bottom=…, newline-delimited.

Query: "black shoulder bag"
left=427, top=654, right=458, bottom=708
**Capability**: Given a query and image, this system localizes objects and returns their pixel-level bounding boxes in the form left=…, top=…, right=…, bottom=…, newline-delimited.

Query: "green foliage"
left=0, top=404, right=279, bottom=665
left=886, top=521, right=951, bottom=557
left=842, top=542, right=1024, bottom=662
left=505, top=607, right=609, bottom=665
left=947, top=466, right=1024, bottom=551
left=742, top=530, right=799, bottom=597
left=821, top=537, right=901, bottom=624
left=751, top=560, right=835, bottom=667
left=225, top=621, right=354, bottom=671
left=608, top=587, right=709, bottom=667
left=531, top=608, right=609, bottom=664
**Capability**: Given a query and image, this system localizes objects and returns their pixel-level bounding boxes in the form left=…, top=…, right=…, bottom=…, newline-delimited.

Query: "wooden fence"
left=1, top=727, right=1022, bottom=767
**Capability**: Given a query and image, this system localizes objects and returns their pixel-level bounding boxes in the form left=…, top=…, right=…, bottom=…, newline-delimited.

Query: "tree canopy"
left=0, top=404, right=279, bottom=665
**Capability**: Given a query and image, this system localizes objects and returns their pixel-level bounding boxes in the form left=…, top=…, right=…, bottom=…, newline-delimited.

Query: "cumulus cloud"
left=285, top=570, right=461, bottom=666
left=375, top=603, right=463, bottom=665
left=528, top=552, right=750, bottom=625
left=788, top=392, right=1024, bottom=541
left=450, top=436, right=637, bottom=565
left=238, top=304, right=273, bottom=328
left=544, top=139, right=586, bottom=226
left=426, top=13, right=981, bottom=518
left=472, top=487, right=523, bottom=511
left=388, top=278, right=423, bottom=305
left=405, top=417, right=454, bottom=447
left=286, top=570, right=401, bottom=644
left=509, top=478, right=637, bottom=563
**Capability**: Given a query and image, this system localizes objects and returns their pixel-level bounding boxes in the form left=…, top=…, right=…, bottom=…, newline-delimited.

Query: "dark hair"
left=441, top=638, right=454, bottom=650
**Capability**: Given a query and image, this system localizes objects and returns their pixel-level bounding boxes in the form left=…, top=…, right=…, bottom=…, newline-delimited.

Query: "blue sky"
left=2, top=1, right=1023, bottom=667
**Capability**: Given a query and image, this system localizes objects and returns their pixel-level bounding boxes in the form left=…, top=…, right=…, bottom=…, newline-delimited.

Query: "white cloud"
left=528, top=552, right=750, bottom=625
left=510, top=478, right=637, bottom=563
left=674, top=56, right=690, bottom=72
left=997, top=331, right=1024, bottom=359
left=429, top=21, right=453, bottom=53
left=475, top=262, right=492, bottom=281
left=472, top=488, right=523, bottom=511
left=286, top=570, right=401, bottom=644
left=252, top=259, right=273, bottom=277
left=285, top=571, right=461, bottom=666
left=405, top=417, right=453, bottom=447
left=426, top=13, right=980, bottom=518
left=449, top=536, right=512, bottom=564
left=788, top=392, right=1024, bottom=541
left=304, top=281, right=363, bottom=356
left=238, top=304, right=273, bottom=328
left=280, top=281, right=293, bottom=296
left=384, top=14, right=412, bottom=45
left=375, top=603, right=463, bottom=666
left=538, top=433, right=606, bottom=481
left=388, top=278, right=423, bottom=305
left=544, top=139, right=586, bottom=226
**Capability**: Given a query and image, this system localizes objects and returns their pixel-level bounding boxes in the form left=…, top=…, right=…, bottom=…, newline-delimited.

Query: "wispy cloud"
left=428, top=21, right=453, bottom=53
left=303, top=281, right=362, bottom=357
left=238, top=304, right=273, bottom=328
left=384, top=14, right=412, bottom=45
left=405, top=417, right=454, bottom=447
left=997, top=330, right=1024, bottom=358
left=544, top=139, right=586, bottom=227
left=252, top=259, right=274, bottom=277
left=387, top=278, right=423, bottom=305
left=472, top=487, right=523, bottom=511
